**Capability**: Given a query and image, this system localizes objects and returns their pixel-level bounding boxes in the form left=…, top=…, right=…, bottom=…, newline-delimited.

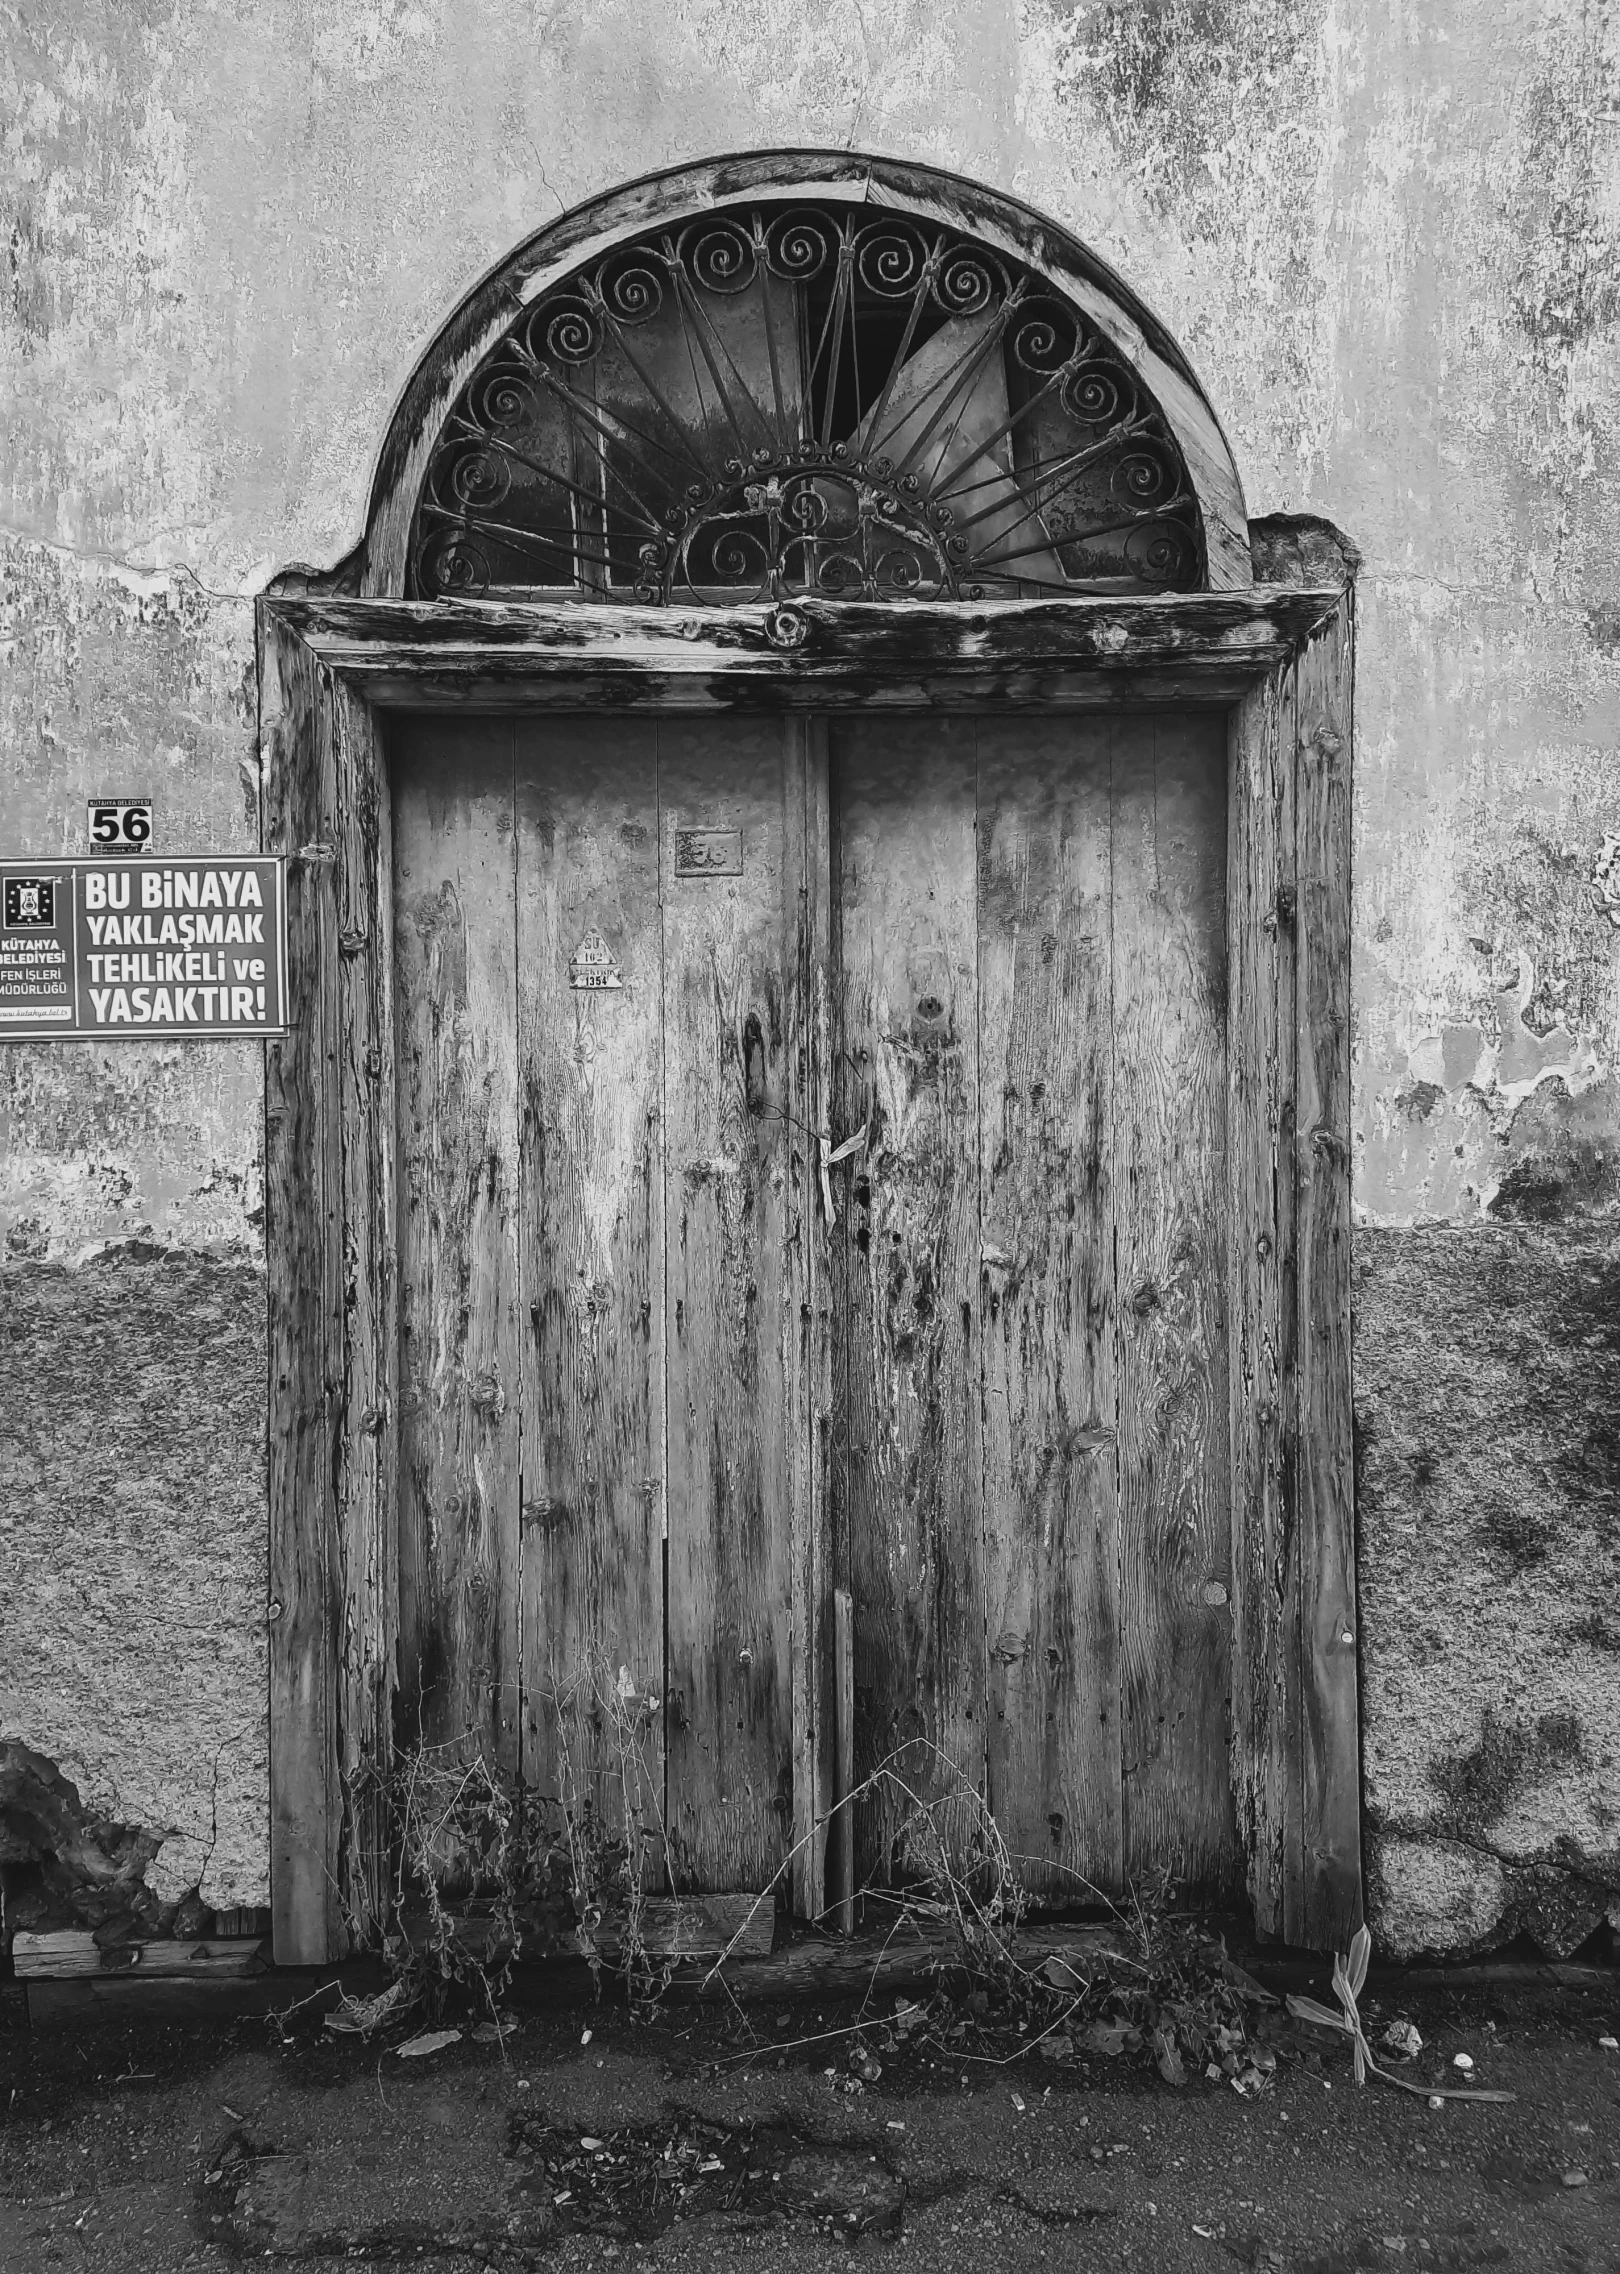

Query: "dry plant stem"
left=701, top=1737, right=1028, bottom=1995
left=543, top=1647, right=674, bottom=2007
left=344, top=1649, right=672, bottom=2016
left=853, top=1900, right=928, bottom=2022
left=1288, top=1927, right=1517, bottom=2106
left=928, top=2001, right=1086, bottom=2068
left=717, top=2016, right=895, bottom=2065
left=270, top=1980, right=347, bottom=2025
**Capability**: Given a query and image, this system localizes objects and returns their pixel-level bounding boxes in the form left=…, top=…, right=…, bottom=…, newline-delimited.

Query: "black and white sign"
left=88, top=799, right=153, bottom=849
left=0, top=856, right=287, bottom=1039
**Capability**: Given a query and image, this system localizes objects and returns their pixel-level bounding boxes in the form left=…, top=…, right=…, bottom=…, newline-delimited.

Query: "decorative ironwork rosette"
left=410, top=203, right=1205, bottom=603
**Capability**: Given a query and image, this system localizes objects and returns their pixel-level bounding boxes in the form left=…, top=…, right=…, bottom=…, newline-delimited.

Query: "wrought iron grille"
left=410, top=202, right=1206, bottom=603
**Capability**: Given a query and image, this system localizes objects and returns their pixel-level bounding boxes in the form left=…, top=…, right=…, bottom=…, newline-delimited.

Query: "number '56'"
left=91, top=805, right=150, bottom=844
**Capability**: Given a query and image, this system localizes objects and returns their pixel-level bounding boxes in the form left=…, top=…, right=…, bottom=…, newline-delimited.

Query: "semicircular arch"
left=356, top=151, right=1251, bottom=600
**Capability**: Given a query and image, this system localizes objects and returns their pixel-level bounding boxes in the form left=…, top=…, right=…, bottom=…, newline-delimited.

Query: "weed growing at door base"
left=333, top=1710, right=1287, bottom=2097
left=337, top=1650, right=672, bottom=2025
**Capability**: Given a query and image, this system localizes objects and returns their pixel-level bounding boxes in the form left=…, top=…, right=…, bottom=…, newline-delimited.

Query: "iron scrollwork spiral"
left=409, top=201, right=1205, bottom=603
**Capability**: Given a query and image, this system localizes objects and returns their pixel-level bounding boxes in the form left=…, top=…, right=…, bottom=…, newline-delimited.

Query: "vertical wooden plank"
left=661, top=717, right=805, bottom=1891
left=833, top=1587, right=855, bottom=1934
left=391, top=721, right=521, bottom=1770
left=1113, top=712, right=1236, bottom=1899
left=514, top=719, right=665, bottom=1855
left=259, top=609, right=341, bottom=1965
left=1275, top=660, right=1304, bottom=1943
left=333, top=685, right=397, bottom=1941
left=977, top=716, right=1122, bottom=1903
left=831, top=715, right=983, bottom=1886
left=1294, top=602, right=1362, bottom=1949
left=1225, top=669, right=1299, bottom=1941
left=792, top=718, right=833, bottom=1921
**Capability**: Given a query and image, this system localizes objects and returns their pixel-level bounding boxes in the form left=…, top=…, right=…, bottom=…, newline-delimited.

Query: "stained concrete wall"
left=2, top=0, right=1616, bottom=1949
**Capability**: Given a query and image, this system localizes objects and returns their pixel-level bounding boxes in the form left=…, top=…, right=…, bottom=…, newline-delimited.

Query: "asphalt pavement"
left=1, top=1967, right=1616, bottom=2271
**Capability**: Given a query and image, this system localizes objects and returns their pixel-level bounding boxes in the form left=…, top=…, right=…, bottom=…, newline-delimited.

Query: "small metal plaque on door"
left=568, top=929, right=623, bottom=990
left=674, top=828, right=742, bottom=878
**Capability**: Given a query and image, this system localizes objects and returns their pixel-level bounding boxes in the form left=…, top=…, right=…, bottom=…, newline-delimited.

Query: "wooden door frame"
left=257, top=581, right=1358, bottom=1964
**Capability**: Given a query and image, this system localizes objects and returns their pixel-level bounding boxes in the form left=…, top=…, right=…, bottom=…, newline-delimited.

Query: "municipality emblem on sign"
left=4, top=878, right=54, bottom=927
left=567, top=929, right=624, bottom=991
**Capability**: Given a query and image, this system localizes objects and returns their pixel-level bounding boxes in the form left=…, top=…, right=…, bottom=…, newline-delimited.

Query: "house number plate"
left=674, top=828, right=742, bottom=878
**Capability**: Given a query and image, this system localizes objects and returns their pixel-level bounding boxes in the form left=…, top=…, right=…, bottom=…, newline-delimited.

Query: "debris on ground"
left=1381, top=2019, right=1423, bottom=2059
left=505, top=2113, right=905, bottom=2242
left=395, top=2028, right=462, bottom=2058
left=322, top=1978, right=416, bottom=2037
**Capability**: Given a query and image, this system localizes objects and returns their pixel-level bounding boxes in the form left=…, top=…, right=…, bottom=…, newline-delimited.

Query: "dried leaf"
left=1220, top=1956, right=1281, bottom=2006
left=395, top=2028, right=461, bottom=2059
left=1152, top=2027, right=1186, bottom=2087
left=1347, top=1924, right=1371, bottom=1998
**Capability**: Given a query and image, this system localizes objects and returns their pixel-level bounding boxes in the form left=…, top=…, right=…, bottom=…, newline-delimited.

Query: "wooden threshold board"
left=11, top=1930, right=270, bottom=1980
left=401, top=1893, right=776, bottom=1967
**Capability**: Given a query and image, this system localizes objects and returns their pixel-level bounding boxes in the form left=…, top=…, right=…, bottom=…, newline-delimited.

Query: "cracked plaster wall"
left=2, top=0, right=1617, bottom=1948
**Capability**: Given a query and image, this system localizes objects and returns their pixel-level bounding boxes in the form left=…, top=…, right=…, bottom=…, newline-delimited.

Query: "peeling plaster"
left=1406, top=950, right=1601, bottom=1110
left=1594, top=830, right=1620, bottom=926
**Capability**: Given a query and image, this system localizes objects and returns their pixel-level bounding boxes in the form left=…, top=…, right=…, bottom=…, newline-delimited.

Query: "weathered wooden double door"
left=391, top=706, right=1234, bottom=1906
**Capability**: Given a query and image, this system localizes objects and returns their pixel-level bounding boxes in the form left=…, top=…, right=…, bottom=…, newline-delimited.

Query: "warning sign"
left=0, top=857, right=287, bottom=1040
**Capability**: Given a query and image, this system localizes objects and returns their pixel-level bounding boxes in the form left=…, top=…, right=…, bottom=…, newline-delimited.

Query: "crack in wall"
left=0, top=523, right=259, bottom=603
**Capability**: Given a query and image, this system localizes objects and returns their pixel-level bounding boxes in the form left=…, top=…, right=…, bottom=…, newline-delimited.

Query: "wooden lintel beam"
left=266, top=588, right=1341, bottom=696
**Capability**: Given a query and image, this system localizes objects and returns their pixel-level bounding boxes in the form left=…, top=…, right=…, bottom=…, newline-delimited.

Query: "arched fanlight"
left=409, top=200, right=1206, bottom=603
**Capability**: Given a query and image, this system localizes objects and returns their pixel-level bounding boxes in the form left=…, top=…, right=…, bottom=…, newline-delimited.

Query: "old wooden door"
left=392, top=713, right=820, bottom=1893
left=389, top=703, right=1232, bottom=1908
left=829, top=711, right=1234, bottom=1907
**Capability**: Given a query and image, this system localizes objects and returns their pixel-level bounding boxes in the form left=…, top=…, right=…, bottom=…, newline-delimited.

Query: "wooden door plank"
left=392, top=722, right=521, bottom=1769
left=833, top=1585, right=856, bottom=1934
left=261, top=614, right=342, bottom=1966
left=1293, top=605, right=1361, bottom=1950
left=791, top=718, right=833, bottom=1921
left=1112, top=713, right=1236, bottom=1898
left=977, top=716, right=1122, bottom=1904
left=514, top=719, right=666, bottom=1859
left=661, top=717, right=805, bottom=1891
left=333, top=684, right=398, bottom=1941
left=831, top=716, right=984, bottom=1887
left=1225, top=670, right=1300, bottom=1940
